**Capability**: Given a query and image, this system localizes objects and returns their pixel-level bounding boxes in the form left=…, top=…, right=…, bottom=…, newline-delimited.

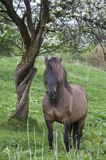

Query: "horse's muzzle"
left=46, top=90, right=56, bottom=100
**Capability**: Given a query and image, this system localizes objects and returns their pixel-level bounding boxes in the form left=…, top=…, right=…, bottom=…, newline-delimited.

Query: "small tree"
left=0, top=0, right=49, bottom=120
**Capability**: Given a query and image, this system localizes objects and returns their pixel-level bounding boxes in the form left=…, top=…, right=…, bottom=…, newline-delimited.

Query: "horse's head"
left=44, top=57, right=65, bottom=101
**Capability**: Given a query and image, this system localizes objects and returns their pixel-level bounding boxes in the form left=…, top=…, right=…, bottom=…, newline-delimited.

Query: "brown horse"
left=42, top=57, right=87, bottom=152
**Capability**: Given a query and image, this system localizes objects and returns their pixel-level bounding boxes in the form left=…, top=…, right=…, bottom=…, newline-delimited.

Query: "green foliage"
left=0, top=57, right=106, bottom=160
left=42, top=0, right=106, bottom=56
left=0, top=18, right=22, bottom=56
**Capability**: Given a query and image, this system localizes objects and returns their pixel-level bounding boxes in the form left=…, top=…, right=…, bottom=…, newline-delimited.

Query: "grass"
left=0, top=56, right=106, bottom=160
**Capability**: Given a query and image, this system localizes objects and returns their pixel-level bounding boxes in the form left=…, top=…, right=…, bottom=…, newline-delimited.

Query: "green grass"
left=0, top=56, right=106, bottom=160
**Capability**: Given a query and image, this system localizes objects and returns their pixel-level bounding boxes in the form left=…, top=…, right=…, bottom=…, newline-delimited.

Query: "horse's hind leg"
left=69, top=124, right=72, bottom=148
left=45, top=120, right=53, bottom=150
left=64, top=124, right=71, bottom=152
left=73, top=122, right=79, bottom=150
left=77, top=118, right=85, bottom=149
left=73, top=119, right=85, bottom=150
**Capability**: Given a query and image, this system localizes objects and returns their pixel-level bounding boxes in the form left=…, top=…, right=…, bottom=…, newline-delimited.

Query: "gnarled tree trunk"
left=11, top=45, right=40, bottom=120
left=11, top=65, right=37, bottom=120
left=1, top=0, right=49, bottom=120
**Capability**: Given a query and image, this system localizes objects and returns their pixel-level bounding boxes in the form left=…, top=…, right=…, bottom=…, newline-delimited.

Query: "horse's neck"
left=57, top=81, right=71, bottom=98
left=54, top=84, right=70, bottom=107
left=57, top=83, right=66, bottom=98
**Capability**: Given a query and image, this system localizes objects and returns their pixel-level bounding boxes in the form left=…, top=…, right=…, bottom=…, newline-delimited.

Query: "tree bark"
left=10, top=63, right=37, bottom=120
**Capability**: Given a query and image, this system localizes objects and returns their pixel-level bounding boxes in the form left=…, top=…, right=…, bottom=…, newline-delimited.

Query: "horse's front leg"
left=45, top=120, right=53, bottom=150
left=64, top=124, right=71, bottom=152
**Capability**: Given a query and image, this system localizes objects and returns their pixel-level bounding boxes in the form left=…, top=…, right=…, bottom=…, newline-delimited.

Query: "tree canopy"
left=0, top=0, right=106, bottom=57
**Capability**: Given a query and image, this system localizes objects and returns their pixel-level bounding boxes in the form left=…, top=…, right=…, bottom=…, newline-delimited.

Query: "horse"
left=42, top=57, right=87, bottom=152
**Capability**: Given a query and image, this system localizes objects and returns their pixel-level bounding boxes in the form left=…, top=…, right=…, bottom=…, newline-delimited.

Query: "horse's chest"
left=53, top=108, right=64, bottom=121
left=45, top=106, right=70, bottom=123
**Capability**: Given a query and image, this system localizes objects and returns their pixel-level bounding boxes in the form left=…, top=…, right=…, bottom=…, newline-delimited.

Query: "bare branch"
left=0, top=13, right=13, bottom=22
left=41, top=0, right=49, bottom=25
left=0, top=9, right=6, bottom=13
left=24, top=0, right=34, bottom=35
left=31, top=0, right=49, bottom=45
left=15, top=0, right=22, bottom=13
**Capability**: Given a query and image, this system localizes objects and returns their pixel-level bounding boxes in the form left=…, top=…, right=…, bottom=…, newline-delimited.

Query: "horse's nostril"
left=46, top=91, right=48, bottom=94
left=54, top=91, right=56, bottom=95
left=53, top=91, right=56, bottom=97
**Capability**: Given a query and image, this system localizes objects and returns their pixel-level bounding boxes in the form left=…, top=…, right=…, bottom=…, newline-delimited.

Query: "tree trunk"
left=10, top=26, right=48, bottom=120
left=10, top=51, right=37, bottom=120
left=1, top=0, right=49, bottom=120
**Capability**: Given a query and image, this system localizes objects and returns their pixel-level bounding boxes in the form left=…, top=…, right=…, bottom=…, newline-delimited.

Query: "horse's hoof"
left=49, top=147, right=53, bottom=151
left=66, top=148, right=70, bottom=152
left=70, top=145, right=72, bottom=149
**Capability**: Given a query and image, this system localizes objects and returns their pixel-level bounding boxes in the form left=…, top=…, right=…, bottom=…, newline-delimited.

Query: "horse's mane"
left=44, top=57, right=71, bottom=92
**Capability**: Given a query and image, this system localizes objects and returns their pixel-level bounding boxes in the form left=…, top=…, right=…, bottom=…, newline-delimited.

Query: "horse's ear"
left=59, top=58, right=62, bottom=63
left=45, top=57, right=48, bottom=65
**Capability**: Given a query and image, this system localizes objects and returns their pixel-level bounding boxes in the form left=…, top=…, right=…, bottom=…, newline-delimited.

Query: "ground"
left=0, top=57, right=106, bottom=160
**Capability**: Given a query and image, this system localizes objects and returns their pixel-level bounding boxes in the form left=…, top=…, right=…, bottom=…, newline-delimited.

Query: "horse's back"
left=69, top=84, right=87, bottom=122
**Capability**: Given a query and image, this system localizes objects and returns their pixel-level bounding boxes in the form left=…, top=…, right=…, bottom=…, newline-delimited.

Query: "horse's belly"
left=70, top=99, right=87, bottom=122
